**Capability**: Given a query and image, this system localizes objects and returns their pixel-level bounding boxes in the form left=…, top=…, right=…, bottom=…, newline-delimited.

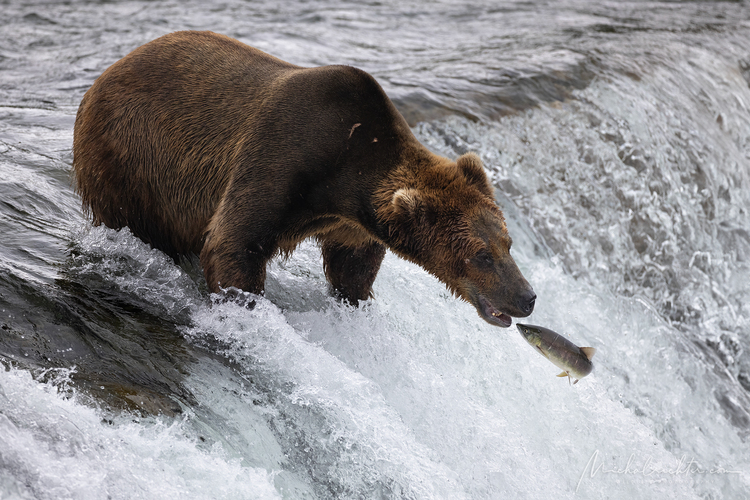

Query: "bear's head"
left=377, top=152, right=536, bottom=327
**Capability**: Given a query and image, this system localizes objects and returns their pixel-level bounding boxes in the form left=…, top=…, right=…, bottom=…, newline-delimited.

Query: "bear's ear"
left=391, top=188, right=422, bottom=216
left=457, top=153, right=493, bottom=198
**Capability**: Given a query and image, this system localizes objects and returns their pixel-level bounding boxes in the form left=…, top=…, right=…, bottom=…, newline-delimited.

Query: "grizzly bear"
left=73, top=31, right=536, bottom=327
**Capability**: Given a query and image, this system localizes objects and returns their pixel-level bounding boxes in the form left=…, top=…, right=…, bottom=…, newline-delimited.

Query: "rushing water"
left=2, top=1, right=750, bottom=498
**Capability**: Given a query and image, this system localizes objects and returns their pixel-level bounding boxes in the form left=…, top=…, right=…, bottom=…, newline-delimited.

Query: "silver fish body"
left=516, top=323, right=596, bottom=384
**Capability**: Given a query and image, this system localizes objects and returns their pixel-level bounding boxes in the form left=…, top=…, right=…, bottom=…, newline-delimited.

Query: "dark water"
left=1, top=1, right=750, bottom=499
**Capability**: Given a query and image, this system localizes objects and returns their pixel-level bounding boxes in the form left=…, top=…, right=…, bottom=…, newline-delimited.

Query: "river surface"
left=1, top=1, right=750, bottom=499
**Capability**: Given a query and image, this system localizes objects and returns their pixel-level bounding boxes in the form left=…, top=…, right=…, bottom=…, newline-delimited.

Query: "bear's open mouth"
left=478, top=295, right=513, bottom=328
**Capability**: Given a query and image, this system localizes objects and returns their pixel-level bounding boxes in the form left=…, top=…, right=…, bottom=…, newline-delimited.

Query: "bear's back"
left=73, top=31, right=413, bottom=260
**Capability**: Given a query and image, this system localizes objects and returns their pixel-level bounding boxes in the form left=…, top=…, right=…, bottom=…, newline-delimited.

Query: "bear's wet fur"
left=73, top=31, right=535, bottom=325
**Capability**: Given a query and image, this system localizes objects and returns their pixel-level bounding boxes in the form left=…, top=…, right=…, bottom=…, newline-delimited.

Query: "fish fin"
left=556, top=371, right=569, bottom=378
left=580, top=347, right=596, bottom=360
left=536, top=346, right=549, bottom=359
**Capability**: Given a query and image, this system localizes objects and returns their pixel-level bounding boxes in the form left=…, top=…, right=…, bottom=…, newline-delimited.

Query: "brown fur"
left=73, top=31, right=535, bottom=322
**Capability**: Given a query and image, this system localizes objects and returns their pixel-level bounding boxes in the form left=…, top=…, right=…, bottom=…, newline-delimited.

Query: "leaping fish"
left=516, top=323, right=596, bottom=384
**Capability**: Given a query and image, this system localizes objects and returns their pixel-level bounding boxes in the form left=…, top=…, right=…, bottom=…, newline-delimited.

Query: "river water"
left=1, top=1, right=749, bottom=499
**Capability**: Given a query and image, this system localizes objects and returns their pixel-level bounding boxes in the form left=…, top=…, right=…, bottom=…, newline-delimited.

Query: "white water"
left=2, top=0, right=750, bottom=498
left=0, top=366, right=281, bottom=500
left=3, top=220, right=747, bottom=498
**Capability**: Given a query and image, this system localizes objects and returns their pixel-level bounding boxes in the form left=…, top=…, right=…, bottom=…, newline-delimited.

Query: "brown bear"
left=72, top=31, right=536, bottom=327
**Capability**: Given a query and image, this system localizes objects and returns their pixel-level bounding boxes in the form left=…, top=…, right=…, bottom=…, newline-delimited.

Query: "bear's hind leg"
left=321, top=240, right=386, bottom=305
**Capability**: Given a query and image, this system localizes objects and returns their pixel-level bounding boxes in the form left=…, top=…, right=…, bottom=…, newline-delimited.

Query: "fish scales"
left=516, top=323, right=596, bottom=384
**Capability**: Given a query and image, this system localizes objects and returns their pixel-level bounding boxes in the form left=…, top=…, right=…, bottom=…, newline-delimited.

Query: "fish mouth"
left=477, top=295, right=513, bottom=328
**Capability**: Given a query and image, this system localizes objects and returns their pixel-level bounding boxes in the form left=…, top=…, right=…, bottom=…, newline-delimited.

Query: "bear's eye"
left=472, top=249, right=494, bottom=268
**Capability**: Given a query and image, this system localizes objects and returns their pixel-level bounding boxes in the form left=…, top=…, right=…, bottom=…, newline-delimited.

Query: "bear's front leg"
left=321, top=240, right=386, bottom=305
left=200, top=231, right=276, bottom=296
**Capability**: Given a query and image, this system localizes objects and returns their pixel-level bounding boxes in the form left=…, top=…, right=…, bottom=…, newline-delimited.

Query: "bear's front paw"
left=212, top=286, right=258, bottom=309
